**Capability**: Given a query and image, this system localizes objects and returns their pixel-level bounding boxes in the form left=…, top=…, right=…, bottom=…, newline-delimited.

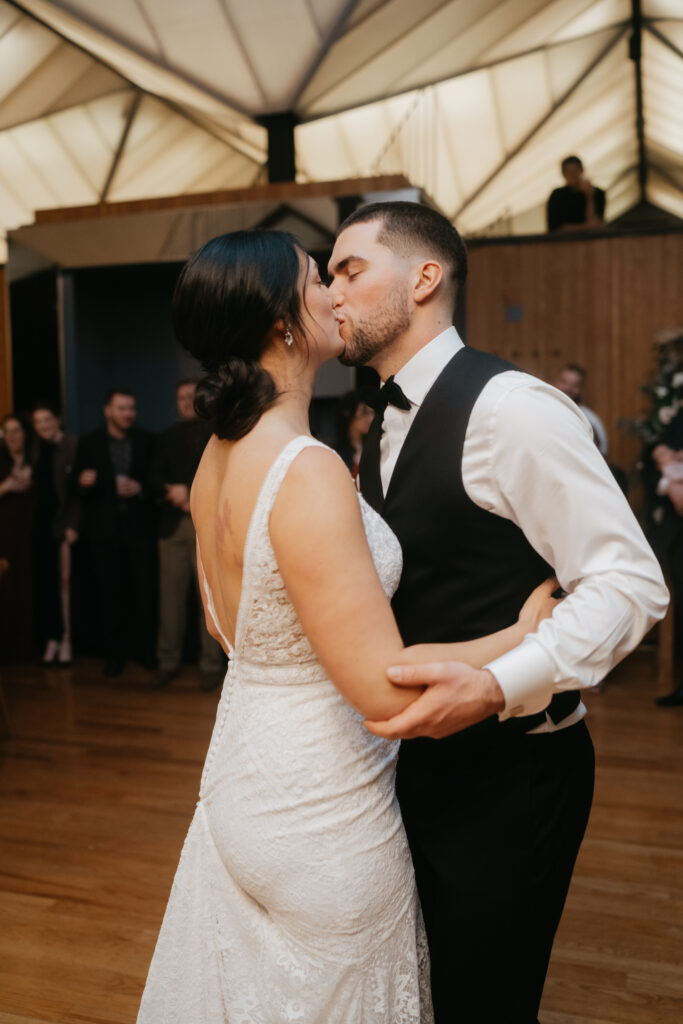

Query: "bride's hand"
left=517, top=577, right=563, bottom=632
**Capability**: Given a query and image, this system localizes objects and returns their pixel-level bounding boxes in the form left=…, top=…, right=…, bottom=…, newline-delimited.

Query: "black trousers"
left=397, top=719, right=595, bottom=1024
left=670, top=533, right=683, bottom=679
left=33, top=532, right=63, bottom=646
left=91, top=526, right=156, bottom=665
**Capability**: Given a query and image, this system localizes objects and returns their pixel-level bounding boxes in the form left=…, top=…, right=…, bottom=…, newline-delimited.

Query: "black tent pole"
left=629, top=0, right=648, bottom=204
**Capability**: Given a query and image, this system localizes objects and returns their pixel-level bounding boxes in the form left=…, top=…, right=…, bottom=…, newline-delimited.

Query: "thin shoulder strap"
left=251, top=435, right=328, bottom=529
left=196, top=544, right=234, bottom=656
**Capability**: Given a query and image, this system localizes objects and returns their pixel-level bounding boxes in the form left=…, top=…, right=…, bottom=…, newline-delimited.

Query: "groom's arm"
left=468, top=375, right=667, bottom=720
left=366, top=375, right=668, bottom=739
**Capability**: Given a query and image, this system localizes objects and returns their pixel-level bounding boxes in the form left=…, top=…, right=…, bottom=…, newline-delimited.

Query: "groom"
left=328, top=202, right=668, bottom=1023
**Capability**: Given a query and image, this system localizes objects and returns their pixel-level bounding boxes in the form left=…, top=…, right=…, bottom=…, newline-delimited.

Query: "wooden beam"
left=32, top=176, right=413, bottom=226
left=0, top=266, right=12, bottom=418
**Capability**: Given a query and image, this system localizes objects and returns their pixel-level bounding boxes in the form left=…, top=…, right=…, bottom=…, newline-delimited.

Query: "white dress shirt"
left=380, top=327, right=669, bottom=732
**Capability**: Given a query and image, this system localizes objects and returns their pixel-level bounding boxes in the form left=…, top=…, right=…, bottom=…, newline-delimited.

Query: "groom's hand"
left=364, top=663, right=505, bottom=740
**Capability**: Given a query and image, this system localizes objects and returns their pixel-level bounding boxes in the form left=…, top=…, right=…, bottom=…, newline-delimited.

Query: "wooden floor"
left=0, top=652, right=681, bottom=1024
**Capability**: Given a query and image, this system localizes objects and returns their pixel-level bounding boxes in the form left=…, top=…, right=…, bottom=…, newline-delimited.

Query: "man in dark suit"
left=328, top=202, right=667, bottom=1023
left=149, top=379, right=224, bottom=691
left=73, top=389, right=156, bottom=676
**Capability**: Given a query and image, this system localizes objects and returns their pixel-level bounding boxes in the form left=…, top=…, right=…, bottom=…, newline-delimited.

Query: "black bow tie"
left=363, top=376, right=412, bottom=417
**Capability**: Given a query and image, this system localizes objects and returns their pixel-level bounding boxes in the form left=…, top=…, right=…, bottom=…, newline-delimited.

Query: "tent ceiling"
left=1, top=0, right=681, bottom=254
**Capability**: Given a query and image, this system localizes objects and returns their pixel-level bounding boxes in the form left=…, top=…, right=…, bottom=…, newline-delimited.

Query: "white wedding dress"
left=137, top=436, right=433, bottom=1024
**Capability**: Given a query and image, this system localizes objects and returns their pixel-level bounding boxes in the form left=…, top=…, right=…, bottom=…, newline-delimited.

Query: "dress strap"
left=196, top=544, right=234, bottom=657
left=253, top=435, right=328, bottom=526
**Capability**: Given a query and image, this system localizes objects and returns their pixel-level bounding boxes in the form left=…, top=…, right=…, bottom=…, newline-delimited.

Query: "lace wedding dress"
left=137, top=436, right=432, bottom=1023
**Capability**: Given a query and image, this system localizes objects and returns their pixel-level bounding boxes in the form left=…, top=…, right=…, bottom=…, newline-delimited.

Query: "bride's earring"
left=284, top=325, right=294, bottom=347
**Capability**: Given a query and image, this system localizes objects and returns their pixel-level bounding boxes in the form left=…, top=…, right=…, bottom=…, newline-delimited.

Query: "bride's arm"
left=271, top=446, right=421, bottom=721
left=397, top=633, right=529, bottom=670
left=271, top=447, right=555, bottom=722
left=395, top=578, right=561, bottom=669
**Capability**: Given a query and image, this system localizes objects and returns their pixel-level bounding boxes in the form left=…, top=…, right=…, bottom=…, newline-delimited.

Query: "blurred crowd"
left=0, top=380, right=225, bottom=690
left=1, top=364, right=679, bottom=699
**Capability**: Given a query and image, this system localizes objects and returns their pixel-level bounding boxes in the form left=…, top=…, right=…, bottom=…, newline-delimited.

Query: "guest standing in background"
left=0, top=415, right=34, bottom=663
left=649, top=409, right=683, bottom=707
left=149, top=379, right=224, bottom=691
left=547, top=155, right=605, bottom=233
left=333, top=389, right=374, bottom=479
left=31, top=403, right=79, bottom=666
left=554, top=363, right=609, bottom=456
left=72, top=390, right=156, bottom=677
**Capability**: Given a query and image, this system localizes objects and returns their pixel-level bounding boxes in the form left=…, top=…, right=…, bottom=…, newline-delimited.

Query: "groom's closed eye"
left=329, top=256, right=368, bottom=280
left=345, top=259, right=367, bottom=277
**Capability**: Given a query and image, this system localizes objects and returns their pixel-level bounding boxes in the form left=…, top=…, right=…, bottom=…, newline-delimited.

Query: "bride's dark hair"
left=172, top=230, right=306, bottom=440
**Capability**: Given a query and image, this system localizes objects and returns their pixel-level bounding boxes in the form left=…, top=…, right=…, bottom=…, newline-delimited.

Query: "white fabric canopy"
left=1, top=0, right=681, bottom=255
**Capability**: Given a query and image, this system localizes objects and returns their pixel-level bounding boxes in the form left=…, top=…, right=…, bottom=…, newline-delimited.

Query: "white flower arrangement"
left=620, top=328, right=683, bottom=446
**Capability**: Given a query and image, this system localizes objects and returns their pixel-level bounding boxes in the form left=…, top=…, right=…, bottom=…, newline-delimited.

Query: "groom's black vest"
left=360, top=346, right=580, bottom=759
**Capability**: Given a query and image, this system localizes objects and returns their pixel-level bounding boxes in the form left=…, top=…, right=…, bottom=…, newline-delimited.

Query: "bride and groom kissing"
left=138, top=202, right=667, bottom=1023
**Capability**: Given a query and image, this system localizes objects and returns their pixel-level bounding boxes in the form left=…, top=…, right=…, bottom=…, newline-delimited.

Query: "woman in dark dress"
left=0, top=414, right=34, bottom=663
left=31, top=404, right=79, bottom=665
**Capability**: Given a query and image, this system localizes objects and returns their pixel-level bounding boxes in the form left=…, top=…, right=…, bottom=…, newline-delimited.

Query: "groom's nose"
left=329, top=280, right=343, bottom=307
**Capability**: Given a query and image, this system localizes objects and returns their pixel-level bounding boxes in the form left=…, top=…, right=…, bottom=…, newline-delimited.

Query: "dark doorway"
left=10, top=270, right=60, bottom=416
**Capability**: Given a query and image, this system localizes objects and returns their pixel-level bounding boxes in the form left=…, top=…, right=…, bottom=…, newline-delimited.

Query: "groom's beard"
left=338, top=282, right=412, bottom=367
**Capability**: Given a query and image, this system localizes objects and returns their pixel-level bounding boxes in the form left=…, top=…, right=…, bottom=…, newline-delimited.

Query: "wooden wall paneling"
left=589, top=239, right=613, bottom=455
left=608, top=235, right=682, bottom=469
left=466, top=234, right=683, bottom=473
left=0, top=266, right=12, bottom=418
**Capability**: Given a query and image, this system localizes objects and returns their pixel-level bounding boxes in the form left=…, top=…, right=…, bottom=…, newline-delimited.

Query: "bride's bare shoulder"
left=270, top=442, right=359, bottom=542
left=192, top=430, right=340, bottom=515
left=280, top=440, right=352, bottom=490
left=194, top=429, right=293, bottom=485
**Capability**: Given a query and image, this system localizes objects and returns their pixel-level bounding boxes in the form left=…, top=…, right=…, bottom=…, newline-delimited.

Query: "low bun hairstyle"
left=172, top=230, right=306, bottom=440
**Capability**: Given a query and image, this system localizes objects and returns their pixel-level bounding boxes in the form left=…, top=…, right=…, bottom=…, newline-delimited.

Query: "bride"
left=137, top=230, right=559, bottom=1023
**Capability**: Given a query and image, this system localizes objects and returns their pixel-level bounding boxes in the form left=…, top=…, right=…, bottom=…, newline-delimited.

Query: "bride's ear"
left=264, top=319, right=287, bottom=348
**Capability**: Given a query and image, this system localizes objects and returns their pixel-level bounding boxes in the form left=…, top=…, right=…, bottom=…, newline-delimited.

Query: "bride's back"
left=191, top=419, right=303, bottom=650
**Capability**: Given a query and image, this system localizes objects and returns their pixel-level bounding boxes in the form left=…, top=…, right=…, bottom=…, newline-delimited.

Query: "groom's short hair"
left=337, top=201, right=467, bottom=305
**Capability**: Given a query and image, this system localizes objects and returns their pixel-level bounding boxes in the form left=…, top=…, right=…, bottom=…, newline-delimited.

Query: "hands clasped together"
left=366, top=577, right=562, bottom=740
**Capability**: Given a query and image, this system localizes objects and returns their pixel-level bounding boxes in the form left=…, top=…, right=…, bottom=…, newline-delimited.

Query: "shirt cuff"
left=484, top=638, right=558, bottom=720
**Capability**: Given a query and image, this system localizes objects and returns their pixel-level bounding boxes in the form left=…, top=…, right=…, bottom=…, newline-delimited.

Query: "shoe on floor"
left=42, top=639, right=60, bottom=665
left=151, top=668, right=178, bottom=690
left=655, top=688, right=683, bottom=707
